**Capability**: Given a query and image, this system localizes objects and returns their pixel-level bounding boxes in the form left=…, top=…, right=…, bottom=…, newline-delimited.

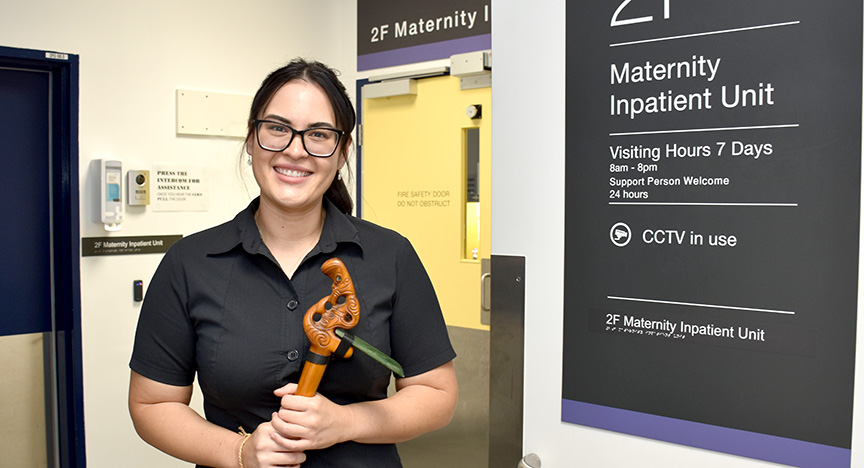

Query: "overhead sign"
left=563, top=1, right=861, bottom=467
left=357, top=0, right=490, bottom=71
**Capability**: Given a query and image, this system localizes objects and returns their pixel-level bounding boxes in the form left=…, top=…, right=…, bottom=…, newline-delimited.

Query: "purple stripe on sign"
left=562, top=399, right=850, bottom=467
left=357, top=34, right=491, bottom=71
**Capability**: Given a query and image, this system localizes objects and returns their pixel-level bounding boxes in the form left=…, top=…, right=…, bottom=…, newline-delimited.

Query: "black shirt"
left=130, top=198, right=456, bottom=467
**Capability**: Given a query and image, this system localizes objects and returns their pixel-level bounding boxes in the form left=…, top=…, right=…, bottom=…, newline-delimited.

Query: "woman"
left=129, top=58, right=458, bottom=468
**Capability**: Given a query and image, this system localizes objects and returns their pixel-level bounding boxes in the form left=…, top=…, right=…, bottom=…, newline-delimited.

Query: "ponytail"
left=325, top=176, right=353, bottom=214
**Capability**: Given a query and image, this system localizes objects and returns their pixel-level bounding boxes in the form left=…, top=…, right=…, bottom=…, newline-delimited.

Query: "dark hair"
left=247, top=58, right=356, bottom=214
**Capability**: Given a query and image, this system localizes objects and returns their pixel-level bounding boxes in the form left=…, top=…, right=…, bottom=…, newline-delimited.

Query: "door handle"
left=480, top=272, right=492, bottom=311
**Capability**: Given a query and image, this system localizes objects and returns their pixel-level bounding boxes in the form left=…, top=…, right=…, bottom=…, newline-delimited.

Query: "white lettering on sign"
left=369, top=5, right=490, bottom=44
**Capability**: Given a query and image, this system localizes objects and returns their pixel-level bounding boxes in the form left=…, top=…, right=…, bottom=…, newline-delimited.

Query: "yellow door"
left=360, top=73, right=491, bottom=467
left=361, top=74, right=491, bottom=331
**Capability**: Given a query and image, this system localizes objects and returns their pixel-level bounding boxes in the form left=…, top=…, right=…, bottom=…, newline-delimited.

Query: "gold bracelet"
left=237, top=427, right=252, bottom=468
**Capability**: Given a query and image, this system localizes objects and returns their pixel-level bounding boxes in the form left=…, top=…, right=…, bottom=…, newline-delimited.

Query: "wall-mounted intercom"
left=98, top=159, right=123, bottom=231
left=127, top=169, right=150, bottom=206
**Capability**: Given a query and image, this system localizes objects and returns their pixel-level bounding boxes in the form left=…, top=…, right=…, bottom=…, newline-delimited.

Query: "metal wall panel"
left=489, top=255, right=525, bottom=468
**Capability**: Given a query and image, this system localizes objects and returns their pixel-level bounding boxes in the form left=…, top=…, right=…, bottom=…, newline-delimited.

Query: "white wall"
left=492, top=2, right=864, bottom=467
left=0, top=2, right=355, bottom=467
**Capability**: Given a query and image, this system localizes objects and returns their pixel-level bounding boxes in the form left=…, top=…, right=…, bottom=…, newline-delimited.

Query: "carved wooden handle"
left=296, top=258, right=359, bottom=397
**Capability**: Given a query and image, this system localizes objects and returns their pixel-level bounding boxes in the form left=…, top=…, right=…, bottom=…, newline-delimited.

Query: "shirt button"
left=287, top=300, right=299, bottom=310
left=286, top=349, right=300, bottom=361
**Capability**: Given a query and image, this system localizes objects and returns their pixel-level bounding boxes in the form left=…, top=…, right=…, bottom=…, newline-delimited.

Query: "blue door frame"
left=354, top=78, right=368, bottom=218
left=0, top=45, right=85, bottom=468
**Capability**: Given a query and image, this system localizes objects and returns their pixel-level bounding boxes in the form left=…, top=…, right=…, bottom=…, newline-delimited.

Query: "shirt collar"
left=206, top=197, right=362, bottom=257
left=317, top=198, right=363, bottom=256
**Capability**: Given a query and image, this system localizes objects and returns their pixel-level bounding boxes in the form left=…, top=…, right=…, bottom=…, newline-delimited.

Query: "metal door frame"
left=0, top=44, right=84, bottom=468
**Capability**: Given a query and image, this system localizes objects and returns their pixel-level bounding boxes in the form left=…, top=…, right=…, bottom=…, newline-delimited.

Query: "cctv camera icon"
left=610, top=222, right=631, bottom=247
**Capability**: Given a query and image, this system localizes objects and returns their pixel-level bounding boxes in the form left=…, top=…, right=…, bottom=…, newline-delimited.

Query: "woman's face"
left=247, top=79, right=345, bottom=214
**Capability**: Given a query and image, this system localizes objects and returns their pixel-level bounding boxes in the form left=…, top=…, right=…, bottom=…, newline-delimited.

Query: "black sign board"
left=82, top=235, right=182, bottom=257
left=357, top=0, right=490, bottom=70
left=563, top=1, right=861, bottom=466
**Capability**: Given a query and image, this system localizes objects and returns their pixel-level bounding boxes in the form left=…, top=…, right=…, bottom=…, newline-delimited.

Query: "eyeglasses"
left=253, top=119, right=344, bottom=158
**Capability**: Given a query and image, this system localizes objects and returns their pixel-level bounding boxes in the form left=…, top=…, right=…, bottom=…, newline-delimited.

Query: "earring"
left=246, top=153, right=252, bottom=166
left=337, top=171, right=342, bottom=181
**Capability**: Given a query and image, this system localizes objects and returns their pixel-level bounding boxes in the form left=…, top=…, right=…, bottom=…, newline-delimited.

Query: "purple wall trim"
left=357, top=34, right=491, bottom=71
left=562, top=399, right=850, bottom=467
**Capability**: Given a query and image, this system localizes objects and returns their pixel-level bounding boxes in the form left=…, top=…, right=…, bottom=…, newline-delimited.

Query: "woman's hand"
left=241, top=420, right=307, bottom=468
left=270, top=361, right=457, bottom=450
left=129, top=371, right=308, bottom=468
left=270, top=383, right=354, bottom=452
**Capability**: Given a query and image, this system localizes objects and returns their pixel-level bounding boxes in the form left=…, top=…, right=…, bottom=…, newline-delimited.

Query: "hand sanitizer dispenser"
left=99, top=159, right=123, bottom=231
